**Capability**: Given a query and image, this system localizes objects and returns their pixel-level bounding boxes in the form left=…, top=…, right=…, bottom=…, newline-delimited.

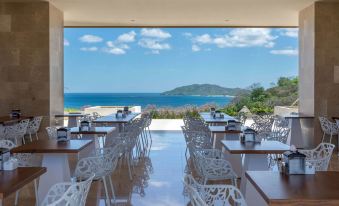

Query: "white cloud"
left=138, top=38, right=171, bottom=54
left=104, top=47, right=126, bottom=55
left=103, top=41, right=129, bottom=55
left=192, top=45, right=201, bottom=52
left=182, top=32, right=192, bottom=37
left=270, top=48, right=298, bottom=56
left=192, top=28, right=277, bottom=48
left=80, top=47, right=98, bottom=52
left=141, top=28, right=171, bottom=39
left=117, top=31, right=136, bottom=43
left=280, top=28, right=298, bottom=38
left=64, top=39, right=70, bottom=46
left=79, top=34, right=103, bottom=43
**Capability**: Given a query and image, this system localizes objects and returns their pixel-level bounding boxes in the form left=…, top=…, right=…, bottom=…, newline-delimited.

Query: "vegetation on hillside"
left=220, top=76, right=298, bottom=116
left=162, top=84, right=249, bottom=96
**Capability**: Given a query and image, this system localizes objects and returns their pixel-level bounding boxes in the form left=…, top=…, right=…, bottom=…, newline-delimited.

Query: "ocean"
left=64, top=93, right=233, bottom=109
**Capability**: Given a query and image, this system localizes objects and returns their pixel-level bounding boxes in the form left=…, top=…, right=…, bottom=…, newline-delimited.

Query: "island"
left=162, top=84, right=249, bottom=96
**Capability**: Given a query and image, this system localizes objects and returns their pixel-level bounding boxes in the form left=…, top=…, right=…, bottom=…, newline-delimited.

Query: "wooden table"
left=70, top=126, right=116, bottom=147
left=209, top=126, right=242, bottom=149
left=0, top=116, right=32, bottom=125
left=92, top=113, right=140, bottom=131
left=11, top=139, right=93, bottom=203
left=246, top=171, right=339, bottom=206
left=283, top=114, right=314, bottom=148
left=55, top=113, right=89, bottom=127
left=221, top=140, right=290, bottom=195
left=200, top=112, right=236, bottom=125
left=0, top=167, right=46, bottom=206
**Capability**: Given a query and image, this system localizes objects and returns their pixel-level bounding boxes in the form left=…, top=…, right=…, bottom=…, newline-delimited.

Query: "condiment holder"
left=240, top=128, right=260, bottom=143
left=281, top=145, right=315, bottom=175
left=10, top=109, right=21, bottom=118
left=57, top=127, right=70, bottom=142
left=79, top=120, right=91, bottom=132
left=116, top=110, right=126, bottom=118
left=226, top=120, right=241, bottom=131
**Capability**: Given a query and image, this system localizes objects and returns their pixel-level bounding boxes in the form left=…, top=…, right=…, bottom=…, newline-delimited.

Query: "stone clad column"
left=0, top=1, right=64, bottom=132
left=299, top=2, right=339, bottom=147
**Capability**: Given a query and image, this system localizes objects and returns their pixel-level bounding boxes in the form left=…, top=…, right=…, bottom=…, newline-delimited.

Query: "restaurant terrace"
left=1, top=0, right=339, bottom=206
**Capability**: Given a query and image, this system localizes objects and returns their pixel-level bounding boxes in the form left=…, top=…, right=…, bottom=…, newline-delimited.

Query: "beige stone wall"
left=299, top=2, right=339, bottom=147
left=0, top=2, right=63, bottom=133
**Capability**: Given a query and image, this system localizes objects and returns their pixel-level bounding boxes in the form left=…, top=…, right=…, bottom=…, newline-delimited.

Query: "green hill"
left=162, top=84, right=249, bottom=96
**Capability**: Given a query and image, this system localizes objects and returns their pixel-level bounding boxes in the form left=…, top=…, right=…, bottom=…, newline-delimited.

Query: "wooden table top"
left=0, top=116, right=33, bottom=125
left=93, top=113, right=140, bottom=123
left=200, top=112, right=236, bottom=123
left=221, top=140, right=290, bottom=154
left=209, top=126, right=242, bottom=134
left=11, top=139, right=93, bottom=154
left=246, top=171, right=339, bottom=205
left=70, top=126, right=116, bottom=135
left=55, top=113, right=88, bottom=117
left=0, top=167, right=46, bottom=199
left=332, top=116, right=339, bottom=120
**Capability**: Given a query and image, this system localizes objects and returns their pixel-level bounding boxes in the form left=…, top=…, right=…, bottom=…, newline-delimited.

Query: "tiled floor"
left=5, top=130, right=339, bottom=205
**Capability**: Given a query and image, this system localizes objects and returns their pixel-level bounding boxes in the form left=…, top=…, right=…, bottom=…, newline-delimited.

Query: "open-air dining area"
left=2, top=0, right=339, bottom=206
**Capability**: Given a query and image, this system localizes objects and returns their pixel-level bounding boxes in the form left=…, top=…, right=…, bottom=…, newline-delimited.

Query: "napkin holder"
left=213, top=111, right=224, bottom=119
left=10, top=109, right=21, bottom=118
left=116, top=110, right=126, bottom=118
left=240, top=128, right=259, bottom=143
left=210, top=107, right=216, bottom=116
left=123, top=106, right=131, bottom=115
left=283, top=150, right=306, bottom=175
left=57, top=127, right=70, bottom=142
left=79, top=120, right=90, bottom=132
left=226, top=120, right=241, bottom=131
left=0, top=148, right=10, bottom=170
left=3, top=158, right=18, bottom=171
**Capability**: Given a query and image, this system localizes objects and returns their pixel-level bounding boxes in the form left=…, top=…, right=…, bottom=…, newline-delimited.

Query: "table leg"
left=245, top=179, right=268, bottom=206
left=38, top=154, right=71, bottom=203
left=241, top=154, right=269, bottom=196
left=68, top=117, right=78, bottom=128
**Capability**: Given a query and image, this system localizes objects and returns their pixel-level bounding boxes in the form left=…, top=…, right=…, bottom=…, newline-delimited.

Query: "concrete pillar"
left=299, top=2, right=339, bottom=147
left=0, top=1, right=64, bottom=131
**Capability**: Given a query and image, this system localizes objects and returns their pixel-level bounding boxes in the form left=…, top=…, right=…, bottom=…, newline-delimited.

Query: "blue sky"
left=64, top=28, right=298, bottom=93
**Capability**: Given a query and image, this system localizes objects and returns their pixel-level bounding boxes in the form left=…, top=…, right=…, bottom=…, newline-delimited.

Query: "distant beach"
left=64, top=93, right=233, bottom=109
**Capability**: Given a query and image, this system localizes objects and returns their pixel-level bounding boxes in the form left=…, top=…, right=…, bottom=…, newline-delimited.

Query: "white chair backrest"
left=300, top=143, right=335, bottom=171
left=184, top=174, right=247, bottom=206
left=46, top=127, right=58, bottom=139
left=41, top=174, right=94, bottom=206
left=27, top=116, right=43, bottom=134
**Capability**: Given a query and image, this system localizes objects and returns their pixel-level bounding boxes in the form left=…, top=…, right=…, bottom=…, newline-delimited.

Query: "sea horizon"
left=64, top=92, right=233, bottom=109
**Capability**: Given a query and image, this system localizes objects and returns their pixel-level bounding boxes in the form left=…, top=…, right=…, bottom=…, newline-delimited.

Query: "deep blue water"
left=64, top=93, right=232, bottom=109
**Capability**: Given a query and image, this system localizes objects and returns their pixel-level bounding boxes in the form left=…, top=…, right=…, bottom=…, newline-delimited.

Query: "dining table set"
left=0, top=110, right=152, bottom=206
left=183, top=110, right=339, bottom=206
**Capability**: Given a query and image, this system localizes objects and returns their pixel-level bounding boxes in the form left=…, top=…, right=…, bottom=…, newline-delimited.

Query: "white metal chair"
left=41, top=173, right=95, bottom=206
left=319, top=116, right=338, bottom=143
left=4, top=119, right=30, bottom=145
left=0, top=140, right=41, bottom=206
left=74, top=146, right=120, bottom=206
left=26, top=116, right=43, bottom=141
left=184, top=174, right=247, bottom=206
left=299, top=143, right=335, bottom=171
left=46, top=127, right=58, bottom=139
left=193, top=149, right=237, bottom=186
left=265, top=127, right=290, bottom=144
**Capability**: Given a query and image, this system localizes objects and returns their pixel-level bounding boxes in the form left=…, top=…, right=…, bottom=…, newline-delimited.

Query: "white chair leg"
left=29, top=133, right=33, bottom=142
left=330, top=134, right=333, bottom=143
left=35, top=133, right=39, bottom=141
left=127, top=153, right=133, bottom=180
left=34, top=179, right=39, bottom=206
left=321, top=133, right=325, bottom=143
left=108, top=176, right=116, bottom=204
left=102, top=177, right=111, bottom=206
left=15, top=190, right=20, bottom=206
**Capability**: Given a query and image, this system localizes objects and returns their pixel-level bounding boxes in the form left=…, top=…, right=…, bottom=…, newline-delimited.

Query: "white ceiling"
left=48, top=0, right=318, bottom=27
